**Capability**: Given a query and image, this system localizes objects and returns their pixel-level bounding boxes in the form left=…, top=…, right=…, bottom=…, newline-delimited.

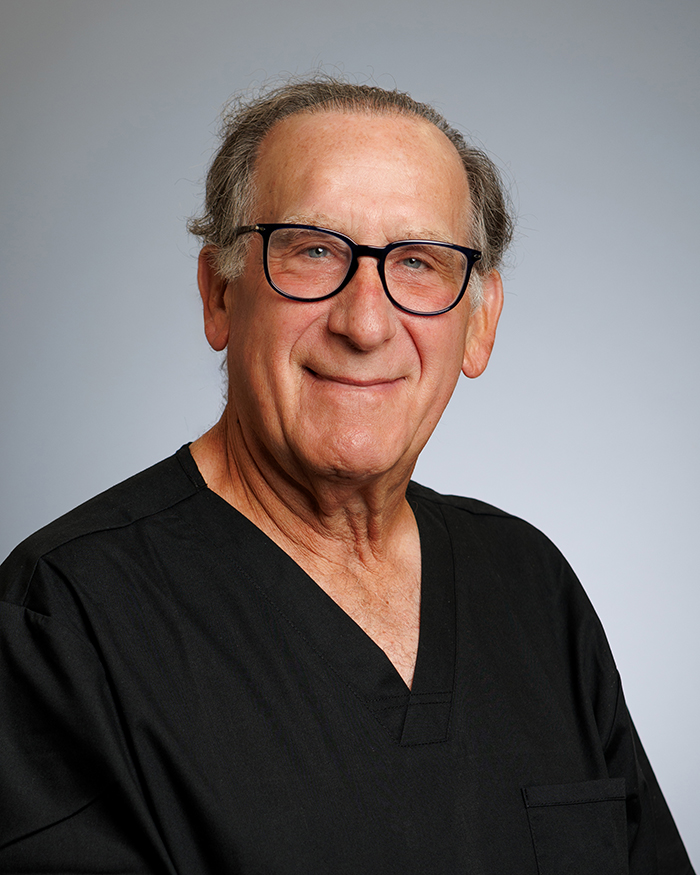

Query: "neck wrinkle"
left=192, top=408, right=416, bottom=571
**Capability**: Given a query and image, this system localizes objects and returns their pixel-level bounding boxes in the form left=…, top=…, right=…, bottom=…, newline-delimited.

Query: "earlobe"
left=198, top=246, right=231, bottom=352
left=461, top=270, right=504, bottom=379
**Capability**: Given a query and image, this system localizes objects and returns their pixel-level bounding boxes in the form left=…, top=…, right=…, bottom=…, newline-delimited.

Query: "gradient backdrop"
left=1, top=0, right=698, bottom=859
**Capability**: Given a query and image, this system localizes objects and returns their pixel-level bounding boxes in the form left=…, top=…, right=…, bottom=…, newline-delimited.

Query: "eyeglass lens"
left=266, top=227, right=468, bottom=313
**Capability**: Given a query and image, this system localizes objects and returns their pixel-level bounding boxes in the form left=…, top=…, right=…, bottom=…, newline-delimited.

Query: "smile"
left=305, top=368, right=402, bottom=388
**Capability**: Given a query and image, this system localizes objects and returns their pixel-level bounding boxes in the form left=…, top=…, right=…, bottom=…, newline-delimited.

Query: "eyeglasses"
left=232, top=223, right=481, bottom=316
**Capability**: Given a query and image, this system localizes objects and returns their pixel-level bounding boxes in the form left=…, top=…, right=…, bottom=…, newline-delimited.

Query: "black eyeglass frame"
left=232, top=223, right=482, bottom=316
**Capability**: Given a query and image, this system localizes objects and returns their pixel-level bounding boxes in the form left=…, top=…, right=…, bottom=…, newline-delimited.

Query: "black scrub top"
left=0, top=446, right=694, bottom=873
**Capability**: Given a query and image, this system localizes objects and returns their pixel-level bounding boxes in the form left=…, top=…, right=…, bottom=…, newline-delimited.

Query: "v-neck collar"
left=177, top=446, right=456, bottom=746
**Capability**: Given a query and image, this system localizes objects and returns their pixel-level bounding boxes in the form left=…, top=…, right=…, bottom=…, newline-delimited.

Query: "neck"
left=191, top=410, right=416, bottom=563
left=190, top=409, right=423, bottom=688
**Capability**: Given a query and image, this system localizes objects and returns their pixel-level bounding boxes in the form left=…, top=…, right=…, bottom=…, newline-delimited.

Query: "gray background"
left=1, top=0, right=698, bottom=858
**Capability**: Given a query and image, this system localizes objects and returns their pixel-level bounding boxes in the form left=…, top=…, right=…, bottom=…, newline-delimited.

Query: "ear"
left=461, top=270, right=504, bottom=378
left=198, top=246, right=231, bottom=352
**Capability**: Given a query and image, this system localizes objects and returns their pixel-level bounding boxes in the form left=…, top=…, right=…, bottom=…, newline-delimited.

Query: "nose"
left=326, top=256, right=397, bottom=351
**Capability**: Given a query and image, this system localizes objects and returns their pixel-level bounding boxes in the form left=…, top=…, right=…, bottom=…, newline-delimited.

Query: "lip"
left=306, top=368, right=402, bottom=388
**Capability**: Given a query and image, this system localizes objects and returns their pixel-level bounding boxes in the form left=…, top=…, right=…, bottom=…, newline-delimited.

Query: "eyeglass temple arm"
left=231, top=225, right=261, bottom=238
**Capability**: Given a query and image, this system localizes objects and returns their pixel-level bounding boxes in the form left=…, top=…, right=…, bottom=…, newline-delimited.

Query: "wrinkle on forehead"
left=252, top=110, right=473, bottom=246
left=281, top=213, right=464, bottom=246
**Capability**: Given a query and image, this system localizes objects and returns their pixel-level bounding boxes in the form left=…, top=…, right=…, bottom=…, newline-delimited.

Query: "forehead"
left=252, top=110, right=471, bottom=240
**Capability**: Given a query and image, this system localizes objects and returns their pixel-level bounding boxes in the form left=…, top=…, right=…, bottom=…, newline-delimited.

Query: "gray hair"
left=188, top=75, right=514, bottom=307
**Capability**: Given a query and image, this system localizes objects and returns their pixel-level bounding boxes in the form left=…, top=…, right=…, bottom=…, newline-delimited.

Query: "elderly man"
left=0, top=78, right=693, bottom=873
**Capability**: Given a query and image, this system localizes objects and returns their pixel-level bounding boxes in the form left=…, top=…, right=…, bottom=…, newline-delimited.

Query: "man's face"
left=210, top=110, right=499, bottom=489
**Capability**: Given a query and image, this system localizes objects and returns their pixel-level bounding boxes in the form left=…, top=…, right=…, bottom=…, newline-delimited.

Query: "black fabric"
left=0, top=446, right=693, bottom=874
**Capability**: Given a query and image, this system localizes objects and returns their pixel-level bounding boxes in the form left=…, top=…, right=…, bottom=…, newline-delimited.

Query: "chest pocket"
left=522, top=778, right=628, bottom=875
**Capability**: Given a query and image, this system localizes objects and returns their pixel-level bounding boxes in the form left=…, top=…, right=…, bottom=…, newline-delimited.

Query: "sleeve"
left=602, top=684, right=695, bottom=875
left=633, top=722, right=696, bottom=875
left=0, top=601, right=172, bottom=874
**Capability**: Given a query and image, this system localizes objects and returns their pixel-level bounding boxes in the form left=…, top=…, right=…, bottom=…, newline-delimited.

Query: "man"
left=0, top=77, right=694, bottom=873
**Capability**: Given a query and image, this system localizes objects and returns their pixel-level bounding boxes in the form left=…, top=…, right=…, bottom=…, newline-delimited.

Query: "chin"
left=298, top=429, right=411, bottom=484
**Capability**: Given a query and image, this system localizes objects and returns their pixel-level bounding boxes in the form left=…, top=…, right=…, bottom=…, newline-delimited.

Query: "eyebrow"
left=280, top=214, right=461, bottom=245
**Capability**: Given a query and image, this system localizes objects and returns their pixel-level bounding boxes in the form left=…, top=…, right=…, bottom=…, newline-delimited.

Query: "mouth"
left=305, top=368, right=401, bottom=388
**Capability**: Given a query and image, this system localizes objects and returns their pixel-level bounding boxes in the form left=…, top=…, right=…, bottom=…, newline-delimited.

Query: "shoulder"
left=408, top=482, right=619, bottom=696
left=0, top=446, right=204, bottom=606
left=407, top=480, right=592, bottom=617
left=407, top=479, right=558, bottom=556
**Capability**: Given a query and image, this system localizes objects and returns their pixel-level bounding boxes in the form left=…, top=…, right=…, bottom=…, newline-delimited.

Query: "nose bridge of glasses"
left=344, top=242, right=390, bottom=295
left=353, top=242, right=387, bottom=262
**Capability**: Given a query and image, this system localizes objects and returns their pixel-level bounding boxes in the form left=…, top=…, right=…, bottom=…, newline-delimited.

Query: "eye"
left=306, top=245, right=331, bottom=259
left=401, top=255, right=429, bottom=270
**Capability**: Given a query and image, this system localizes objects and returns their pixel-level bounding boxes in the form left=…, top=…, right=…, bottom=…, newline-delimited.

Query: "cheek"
left=410, top=318, right=468, bottom=387
left=228, top=300, right=322, bottom=400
